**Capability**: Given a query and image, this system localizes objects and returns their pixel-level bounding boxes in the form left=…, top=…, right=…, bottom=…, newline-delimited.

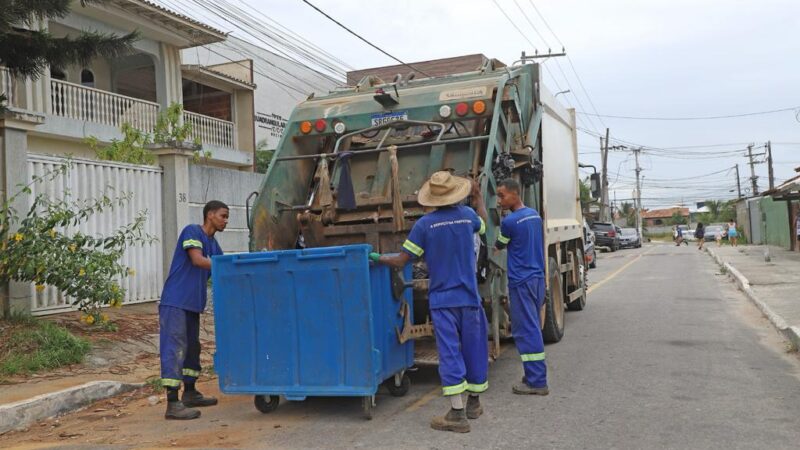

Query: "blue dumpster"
left=211, top=244, right=414, bottom=419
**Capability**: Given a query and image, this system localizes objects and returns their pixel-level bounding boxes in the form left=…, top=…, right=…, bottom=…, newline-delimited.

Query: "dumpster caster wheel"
left=254, top=395, right=280, bottom=414
left=362, top=396, right=374, bottom=420
left=385, top=374, right=411, bottom=397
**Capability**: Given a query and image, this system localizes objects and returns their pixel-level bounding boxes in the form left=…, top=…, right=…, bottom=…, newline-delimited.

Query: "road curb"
left=0, top=380, right=143, bottom=434
left=706, top=248, right=800, bottom=350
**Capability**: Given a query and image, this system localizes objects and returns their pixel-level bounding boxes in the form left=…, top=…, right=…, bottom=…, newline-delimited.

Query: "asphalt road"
left=5, top=243, right=800, bottom=449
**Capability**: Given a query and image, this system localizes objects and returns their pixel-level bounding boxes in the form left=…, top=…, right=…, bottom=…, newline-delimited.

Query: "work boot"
left=512, top=382, right=550, bottom=396
left=165, top=401, right=201, bottom=420
left=181, top=390, right=218, bottom=407
left=466, top=396, right=483, bottom=419
left=430, top=408, right=470, bottom=433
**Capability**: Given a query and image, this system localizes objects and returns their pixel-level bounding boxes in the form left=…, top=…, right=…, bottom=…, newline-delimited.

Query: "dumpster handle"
left=232, top=255, right=279, bottom=265
left=296, top=249, right=347, bottom=260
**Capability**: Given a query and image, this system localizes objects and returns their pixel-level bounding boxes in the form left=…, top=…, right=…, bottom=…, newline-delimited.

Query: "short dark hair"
left=498, top=178, right=521, bottom=194
left=203, top=200, right=229, bottom=221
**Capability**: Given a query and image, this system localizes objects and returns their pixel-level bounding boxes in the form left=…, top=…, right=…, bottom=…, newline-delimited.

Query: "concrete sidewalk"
left=707, top=245, right=800, bottom=349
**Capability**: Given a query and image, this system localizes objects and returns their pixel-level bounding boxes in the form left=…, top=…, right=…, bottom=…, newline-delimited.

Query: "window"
left=50, top=68, right=66, bottom=80
left=81, top=69, right=95, bottom=88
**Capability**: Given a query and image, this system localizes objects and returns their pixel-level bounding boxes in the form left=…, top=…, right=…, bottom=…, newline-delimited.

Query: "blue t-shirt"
left=160, top=224, right=223, bottom=313
left=402, top=205, right=485, bottom=309
left=497, top=207, right=545, bottom=286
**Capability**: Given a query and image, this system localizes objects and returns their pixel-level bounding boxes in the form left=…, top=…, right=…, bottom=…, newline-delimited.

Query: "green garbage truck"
left=247, top=57, right=587, bottom=362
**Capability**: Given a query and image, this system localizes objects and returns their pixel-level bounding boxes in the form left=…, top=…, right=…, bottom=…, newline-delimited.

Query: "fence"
left=50, top=79, right=160, bottom=132
left=27, top=154, right=164, bottom=315
left=185, top=110, right=235, bottom=149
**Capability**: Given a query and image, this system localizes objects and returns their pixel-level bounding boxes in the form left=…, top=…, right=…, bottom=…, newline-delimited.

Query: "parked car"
left=619, top=227, right=642, bottom=248
left=584, top=220, right=596, bottom=269
left=703, top=225, right=726, bottom=242
left=590, top=222, right=620, bottom=252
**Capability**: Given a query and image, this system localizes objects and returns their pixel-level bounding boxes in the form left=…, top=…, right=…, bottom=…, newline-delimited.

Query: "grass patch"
left=0, top=315, right=90, bottom=377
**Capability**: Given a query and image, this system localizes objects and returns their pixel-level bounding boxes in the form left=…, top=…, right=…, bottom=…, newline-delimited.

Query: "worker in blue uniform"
left=371, top=171, right=489, bottom=433
left=494, top=179, right=549, bottom=395
left=160, top=200, right=228, bottom=420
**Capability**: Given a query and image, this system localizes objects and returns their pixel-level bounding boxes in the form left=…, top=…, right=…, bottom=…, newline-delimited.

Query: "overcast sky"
left=159, top=0, right=800, bottom=209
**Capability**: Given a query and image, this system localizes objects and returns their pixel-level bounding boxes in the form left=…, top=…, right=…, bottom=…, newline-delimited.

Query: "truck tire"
left=542, top=257, right=565, bottom=343
left=567, top=249, right=587, bottom=311
left=589, top=249, right=597, bottom=269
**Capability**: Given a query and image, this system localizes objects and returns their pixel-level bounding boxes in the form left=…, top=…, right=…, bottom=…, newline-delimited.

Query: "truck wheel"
left=589, top=249, right=597, bottom=269
left=385, top=374, right=411, bottom=397
left=362, top=396, right=374, bottom=420
left=567, top=249, right=587, bottom=311
left=254, top=395, right=280, bottom=414
left=542, top=257, right=565, bottom=343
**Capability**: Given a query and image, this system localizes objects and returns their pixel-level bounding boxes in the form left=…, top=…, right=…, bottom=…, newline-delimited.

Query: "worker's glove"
left=368, top=252, right=381, bottom=263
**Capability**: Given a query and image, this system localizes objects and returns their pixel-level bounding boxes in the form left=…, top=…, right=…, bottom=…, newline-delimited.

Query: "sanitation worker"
left=494, top=179, right=549, bottom=395
left=371, top=171, right=489, bottom=433
left=159, top=200, right=228, bottom=420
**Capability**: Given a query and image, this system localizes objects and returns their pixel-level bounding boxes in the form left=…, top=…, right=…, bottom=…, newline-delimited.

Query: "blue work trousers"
left=431, top=306, right=489, bottom=396
left=159, top=305, right=202, bottom=388
left=509, top=276, right=548, bottom=388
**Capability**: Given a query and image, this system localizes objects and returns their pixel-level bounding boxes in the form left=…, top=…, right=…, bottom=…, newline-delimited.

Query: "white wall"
left=182, top=37, right=342, bottom=150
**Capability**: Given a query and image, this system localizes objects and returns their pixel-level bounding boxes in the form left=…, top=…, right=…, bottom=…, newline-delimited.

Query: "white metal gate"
left=27, top=154, right=164, bottom=315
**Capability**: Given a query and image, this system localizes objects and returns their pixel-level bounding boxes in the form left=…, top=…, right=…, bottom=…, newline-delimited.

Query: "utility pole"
left=600, top=128, right=610, bottom=222
left=735, top=164, right=742, bottom=198
left=633, top=147, right=642, bottom=238
left=766, top=140, right=774, bottom=191
left=747, top=144, right=759, bottom=196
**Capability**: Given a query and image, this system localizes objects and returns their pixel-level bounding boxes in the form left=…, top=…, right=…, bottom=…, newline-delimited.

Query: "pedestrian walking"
left=695, top=223, right=705, bottom=250
left=159, top=200, right=228, bottom=420
left=494, top=179, right=549, bottom=396
left=371, top=171, right=489, bottom=433
left=795, top=213, right=800, bottom=252
left=675, top=226, right=687, bottom=246
left=727, top=219, right=738, bottom=246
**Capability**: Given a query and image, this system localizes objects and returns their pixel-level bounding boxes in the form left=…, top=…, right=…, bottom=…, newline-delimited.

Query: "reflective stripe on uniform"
left=182, top=368, right=201, bottom=378
left=182, top=239, right=203, bottom=249
left=478, top=217, right=486, bottom=235
left=466, top=381, right=488, bottom=393
left=442, top=380, right=468, bottom=396
left=521, top=352, right=546, bottom=362
left=497, top=233, right=510, bottom=244
left=402, top=239, right=424, bottom=256
left=161, top=378, right=182, bottom=387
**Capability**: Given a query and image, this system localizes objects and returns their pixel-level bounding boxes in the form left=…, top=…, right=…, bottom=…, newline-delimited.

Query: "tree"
left=668, top=211, right=688, bottom=225
left=0, top=0, right=138, bottom=110
left=620, top=201, right=636, bottom=227
left=255, top=139, right=275, bottom=174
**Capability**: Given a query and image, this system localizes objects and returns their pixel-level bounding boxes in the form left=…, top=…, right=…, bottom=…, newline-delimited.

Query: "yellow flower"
left=127, top=268, right=136, bottom=276
left=35, top=284, right=45, bottom=293
left=100, top=313, right=109, bottom=323
left=111, top=284, right=119, bottom=293
left=49, top=229, right=56, bottom=238
left=78, top=268, right=86, bottom=276
left=69, top=244, right=77, bottom=252
left=13, top=233, right=23, bottom=242
left=85, top=315, right=95, bottom=325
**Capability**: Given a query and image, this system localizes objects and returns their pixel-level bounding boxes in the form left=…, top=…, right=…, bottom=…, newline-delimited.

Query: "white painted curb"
left=0, top=380, right=143, bottom=434
left=706, top=248, right=800, bottom=350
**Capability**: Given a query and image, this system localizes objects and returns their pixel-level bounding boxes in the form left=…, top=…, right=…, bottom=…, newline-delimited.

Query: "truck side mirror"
left=590, top=173, right=601, bottom=199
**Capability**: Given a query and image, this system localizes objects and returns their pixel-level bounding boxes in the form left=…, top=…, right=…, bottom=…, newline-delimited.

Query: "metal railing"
left=1, top=67, right=14, bottom=107
left=50, top=79, right=160, bottom=131
left=184, top=110, right=235, bottom=149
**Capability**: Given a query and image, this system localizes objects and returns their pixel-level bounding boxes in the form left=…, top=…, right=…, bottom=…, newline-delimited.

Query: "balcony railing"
left=50, top=79, right=160, bottom=131
left=184, top=110, right=235, bottom=149
left=1, top=67, right=15, bottom=107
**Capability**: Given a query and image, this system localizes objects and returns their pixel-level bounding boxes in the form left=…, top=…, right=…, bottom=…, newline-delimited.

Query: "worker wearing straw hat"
left=371, top=171, right=489, bottom=433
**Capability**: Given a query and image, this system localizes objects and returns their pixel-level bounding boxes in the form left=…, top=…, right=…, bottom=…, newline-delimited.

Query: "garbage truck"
left=246, top=57, right=587, bottom=363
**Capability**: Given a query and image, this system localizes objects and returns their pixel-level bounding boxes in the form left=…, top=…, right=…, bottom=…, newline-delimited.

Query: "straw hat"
left=417, top=171, right=471, bottom=207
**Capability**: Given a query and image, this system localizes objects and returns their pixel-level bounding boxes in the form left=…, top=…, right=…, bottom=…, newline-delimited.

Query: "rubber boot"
left=182, top=390, right=218, bottom=407
left=466, top=396, right=483, bottom=419
left=430, top=408, right=470, bottom=433
left=165, top=401, right=201, bottom=420
left=512, top=382, right=550, bottom=396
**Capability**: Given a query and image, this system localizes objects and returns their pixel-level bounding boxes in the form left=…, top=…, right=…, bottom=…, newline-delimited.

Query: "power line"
left=578, top=106, right=800, bottom=121
left=298, top=0, right=432, bottom=77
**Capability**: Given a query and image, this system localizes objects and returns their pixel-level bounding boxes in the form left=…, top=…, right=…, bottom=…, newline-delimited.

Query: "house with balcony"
left=1, top=0, right=256, bottom=169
